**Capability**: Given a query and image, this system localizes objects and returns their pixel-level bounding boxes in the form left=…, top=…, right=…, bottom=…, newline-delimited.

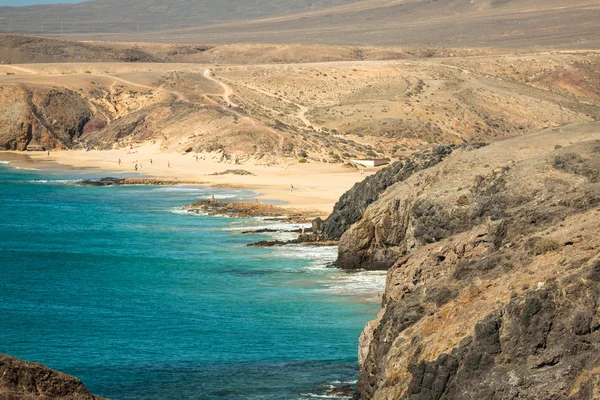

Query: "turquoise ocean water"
left=0, top=159, right=384, bottom=400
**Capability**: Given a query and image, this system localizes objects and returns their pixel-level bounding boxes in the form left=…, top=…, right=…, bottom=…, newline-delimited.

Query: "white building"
left=351, top=159, right=390, bottom=167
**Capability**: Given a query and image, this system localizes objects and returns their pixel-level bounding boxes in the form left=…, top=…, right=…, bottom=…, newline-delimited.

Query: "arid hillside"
left=0, top=34, right=414, bottom=64
left=337, top=122, right=600, bottom=399
left=1, top=45, right=598, bottom=166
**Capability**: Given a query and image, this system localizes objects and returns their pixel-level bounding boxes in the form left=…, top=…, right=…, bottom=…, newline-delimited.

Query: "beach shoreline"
left=0, top=145, right=378, bottom=218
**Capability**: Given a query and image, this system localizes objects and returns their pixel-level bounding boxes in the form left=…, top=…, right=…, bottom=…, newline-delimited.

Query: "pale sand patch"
left=21, top=144, right=379, bottom=217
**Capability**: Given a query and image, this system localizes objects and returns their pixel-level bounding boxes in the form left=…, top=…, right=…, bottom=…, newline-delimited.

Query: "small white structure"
left=351, top=159, right=389, bottom=167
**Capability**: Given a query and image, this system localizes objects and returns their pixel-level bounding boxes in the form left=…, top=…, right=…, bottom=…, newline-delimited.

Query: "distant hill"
left=0, top=0, right=363, bottom=35
left=117, top=0, right=600, bottom=48
left=0, top=0, right=598, bottom=48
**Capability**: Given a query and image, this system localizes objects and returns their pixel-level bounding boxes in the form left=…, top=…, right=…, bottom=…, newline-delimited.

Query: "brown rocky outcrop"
left=0, top=85, right=93, bottom=151
left=316, top=144, right=471, bottom=242
left=343, top=122, right=600, bottom=399
left=0, top=354, right=105, bottom=399
left=338, top=123, right=600, bottom=271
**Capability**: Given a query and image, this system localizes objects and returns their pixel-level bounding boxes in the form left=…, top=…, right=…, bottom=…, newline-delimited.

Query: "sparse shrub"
left=366, top=150, right=378, bottom=158
left=533, top=238, right=561, bottom=255
left=282, top=141, right=294, bottom=153
left=298, top=158, right=308, bottom=164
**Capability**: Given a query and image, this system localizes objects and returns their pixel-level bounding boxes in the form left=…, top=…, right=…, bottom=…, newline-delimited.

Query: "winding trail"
left=4, top=65, right=37, bottom=74
left=219, top=76, right=318, bottom=130
left=204, top=69, right=237, bottom=107
left=203, top=70, right=285, bottom=149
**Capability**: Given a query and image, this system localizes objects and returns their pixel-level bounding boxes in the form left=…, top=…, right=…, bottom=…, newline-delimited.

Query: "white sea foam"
left=155, top=187, right=207, bottom=193
left=228, top=217, right=385, bottom=300
left=299, top=393, right=352, bottom=399
left=225, top=218, right=305, bottom=240
left=155, top=187, right=241, bottom=200
left=0, top=161, right=10, bottom=165
left=274, top=245, right=339, bottom=274
left=14, top=167, right=39, bottom=171
left=319, top=270, right=387, bottom=297
left=29, top=179, right=81, bottom=184
left=211, top=194, right=239, bottom=200
left=225, top=220, right=311, bottom=232
left=169, top=207, right=208, bottom=216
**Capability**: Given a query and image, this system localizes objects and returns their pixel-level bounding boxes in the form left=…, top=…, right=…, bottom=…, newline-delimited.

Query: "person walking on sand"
left=290, top=184, right=294, bottom=193
left=150, top=159, right=153, bottom=165
left=47, top=150, right=50, bottom=157
left=118, top=158, right=121, bottom=166
left=360, top=169, right=364, bottom=176
left=135, top=164, right=138, bottom=171
left=168, top=161, right=171, bottom=168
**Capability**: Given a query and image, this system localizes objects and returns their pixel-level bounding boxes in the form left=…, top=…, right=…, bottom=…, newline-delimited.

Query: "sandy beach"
left=3, top=145, right=379, bottom=218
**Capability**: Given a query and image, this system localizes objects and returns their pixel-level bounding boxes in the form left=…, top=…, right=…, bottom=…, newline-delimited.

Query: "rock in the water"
left=0, top=354, right=106, bottom=399
left=79, top=177, right=125, bottom=186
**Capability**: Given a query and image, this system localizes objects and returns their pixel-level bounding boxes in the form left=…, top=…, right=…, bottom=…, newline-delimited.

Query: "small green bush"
left=533, top=238, right=561, bottom=255
left=298, top=158, right=308, bottom=164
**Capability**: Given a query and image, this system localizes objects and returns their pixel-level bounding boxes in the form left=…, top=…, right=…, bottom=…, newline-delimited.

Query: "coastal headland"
left=0, top=12, right=599, bottom=398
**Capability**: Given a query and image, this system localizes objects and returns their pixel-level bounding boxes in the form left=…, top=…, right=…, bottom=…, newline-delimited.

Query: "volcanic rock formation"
left=339, top=122, right=600, bottom=399
left=0, top=354, right=105, bottom=400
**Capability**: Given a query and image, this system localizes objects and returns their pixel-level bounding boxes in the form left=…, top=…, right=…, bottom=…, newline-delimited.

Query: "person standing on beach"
left=150, top=159, right=153, bottom=165
left=135, top=164, right=138, bottom=171
left=118, top=158, right=121, bottom=166
left=290, top=184, right=294, bottom=193
left=168, top=161, right=171, bottom=168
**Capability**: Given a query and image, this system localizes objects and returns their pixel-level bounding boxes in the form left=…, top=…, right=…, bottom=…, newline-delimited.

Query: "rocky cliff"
left=0, top=85, right=92, bottom=151
left=317, top=145, right=467, bottom=241
left=0, top=354, right=105, bottom=399
left=344, top=122, right=600, bottom=399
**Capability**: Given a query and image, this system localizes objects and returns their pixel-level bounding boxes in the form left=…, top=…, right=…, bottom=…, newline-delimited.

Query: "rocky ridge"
left=316, top=144, right=484, bottom=241
left=337, top=122, right=600, bottom=399
left=0, top=354, right=105, bottom=400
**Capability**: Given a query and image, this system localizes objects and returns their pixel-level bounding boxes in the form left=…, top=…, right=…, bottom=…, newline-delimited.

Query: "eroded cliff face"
left=351, top=122, right=600, bottom=399
left=0, top=85, right=92, bottom=151
left=318, top=145, right=468, bottom=241
left=0, top=354, right=106, bottom=399
left=338, top=123, right=600, bottom=271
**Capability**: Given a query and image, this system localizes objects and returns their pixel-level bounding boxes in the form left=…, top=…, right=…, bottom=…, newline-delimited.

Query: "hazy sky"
left=0, top=0, right=82, bottom=6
